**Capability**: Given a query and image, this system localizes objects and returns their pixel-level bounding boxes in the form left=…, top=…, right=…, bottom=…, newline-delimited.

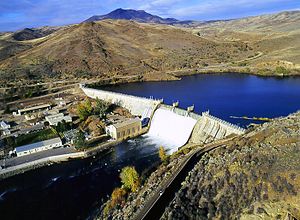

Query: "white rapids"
left=145, top=108, right=197, bottom=153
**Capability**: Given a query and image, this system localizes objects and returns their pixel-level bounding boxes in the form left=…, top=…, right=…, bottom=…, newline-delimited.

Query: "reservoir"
left=102, top=73, right=300, bottom=126
left=1, top=73, right=300, bottom=219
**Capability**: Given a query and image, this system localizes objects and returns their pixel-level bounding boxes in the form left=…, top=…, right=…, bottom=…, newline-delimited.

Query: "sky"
left=0, top=0, right=299, bottom=31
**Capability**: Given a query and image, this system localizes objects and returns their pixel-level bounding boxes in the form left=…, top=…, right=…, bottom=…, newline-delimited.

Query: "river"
left=1, top=73, right=300, bottom=220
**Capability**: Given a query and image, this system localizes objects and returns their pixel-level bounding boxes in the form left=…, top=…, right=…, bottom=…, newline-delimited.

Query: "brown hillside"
left=0, top=20, right=254, bottom=84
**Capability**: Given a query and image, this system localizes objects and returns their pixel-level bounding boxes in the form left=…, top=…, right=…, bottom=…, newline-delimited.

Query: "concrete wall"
left=81, top=86, right=161, bottom=117
left=190, top=111, right=246, bottom=144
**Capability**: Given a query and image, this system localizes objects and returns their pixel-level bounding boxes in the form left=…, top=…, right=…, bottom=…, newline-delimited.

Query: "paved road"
left=0, top=147, right=76, bottom=168
left=133, top=138, right=233, bottom=220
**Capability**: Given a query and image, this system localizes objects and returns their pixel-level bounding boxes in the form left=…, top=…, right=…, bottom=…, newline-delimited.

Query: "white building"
left=0, top=121, right=10, bottom=130
left=45, top=113, right=72, bottom=126
left=15, top=137, right=62, bottom=157
left=106, top=118, right=142, bottom=141
left=17, top=104, right=51, bottom=115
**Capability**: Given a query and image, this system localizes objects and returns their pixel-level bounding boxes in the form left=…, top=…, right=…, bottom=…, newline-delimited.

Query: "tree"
left=120, top=166, right=140, bottom=192
left=56, top=120, right=70, bottom=133
left=110, top=187, right=127, bottom=207
left=77, top=99, right=93, bottom=120
left=44, top=121, right=50, bottom=128
left=94, top=97, right=110, bottom=119
left=74, top=130, right=85, bottom=149
left=159, top=146, right=169, bottom=164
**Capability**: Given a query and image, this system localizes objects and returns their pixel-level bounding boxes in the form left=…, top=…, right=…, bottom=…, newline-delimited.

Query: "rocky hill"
left=161, top=112, right=300, bottom=219
left=84, top=8, right=178, bottom=24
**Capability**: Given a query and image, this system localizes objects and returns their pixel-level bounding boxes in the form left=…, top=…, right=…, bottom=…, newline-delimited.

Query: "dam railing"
left=160, top=104, right=202, bottom=120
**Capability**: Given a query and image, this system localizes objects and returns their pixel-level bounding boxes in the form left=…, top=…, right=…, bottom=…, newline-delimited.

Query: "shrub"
left=159, top=146, right=169, bottom=164
left=110, top=187, right=127, bottom=207
left=120, top=166, right=140, bottom=192
left=275, top=66, right=290, bottom=75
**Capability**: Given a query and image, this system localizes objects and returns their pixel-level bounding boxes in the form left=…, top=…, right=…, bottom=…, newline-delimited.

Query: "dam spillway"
left=81, top=86, right=246, bottom=152
left=146, top=107, right=197, bottom=153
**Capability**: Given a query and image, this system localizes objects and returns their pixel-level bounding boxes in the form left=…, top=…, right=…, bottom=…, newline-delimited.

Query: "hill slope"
left=0, top=20, right=254, bottom=84
left=193, top=11, right=300, bottom=70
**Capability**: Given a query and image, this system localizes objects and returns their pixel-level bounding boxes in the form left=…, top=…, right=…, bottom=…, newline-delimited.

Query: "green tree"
left=77, top=99, right=93, bottom=120
left=56, top=120, right=70, bottom=133
left=159, top=146, right=169, bottom=164
left=94, top=97, right=110, bottom=119
left=74, top=130, right=85, bottom=149
left=120, top=166, right=140, bottom=192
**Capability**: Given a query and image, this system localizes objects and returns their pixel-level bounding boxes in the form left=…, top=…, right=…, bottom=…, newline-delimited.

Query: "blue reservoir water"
left=102, top=73, right=300, bottom=126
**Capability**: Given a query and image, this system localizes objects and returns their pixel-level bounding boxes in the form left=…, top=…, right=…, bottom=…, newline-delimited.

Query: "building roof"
left=113, top=118, right=141, bottom=129
left=15, top=137, right=62, bottom=153
left=18, top=104, right=51, bottom=113
left=45, top=113, right=72, bottom=125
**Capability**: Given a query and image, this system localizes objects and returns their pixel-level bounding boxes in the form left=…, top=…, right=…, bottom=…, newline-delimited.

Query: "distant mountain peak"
left=84, top=8, right=179, bottom=24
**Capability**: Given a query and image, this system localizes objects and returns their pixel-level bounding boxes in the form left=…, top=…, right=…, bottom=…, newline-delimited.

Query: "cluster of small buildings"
left=0, top=96, right=146, bottom=161
left=0, top=100, right=74, bottom=159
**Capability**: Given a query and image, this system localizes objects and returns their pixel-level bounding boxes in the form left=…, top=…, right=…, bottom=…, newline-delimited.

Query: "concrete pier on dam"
left=81, top=85, right=246, bottom=151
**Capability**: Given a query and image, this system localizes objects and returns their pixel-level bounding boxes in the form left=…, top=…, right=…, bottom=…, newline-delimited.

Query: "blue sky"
left=0, top=0, right=299, bottom=31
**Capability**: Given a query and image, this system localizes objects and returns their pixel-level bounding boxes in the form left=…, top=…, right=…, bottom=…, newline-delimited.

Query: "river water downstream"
left=1, top=73, right=300, bottom=220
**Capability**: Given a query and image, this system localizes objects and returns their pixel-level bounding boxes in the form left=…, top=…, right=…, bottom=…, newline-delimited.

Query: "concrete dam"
left=81, top=86, right=246, bottom=152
